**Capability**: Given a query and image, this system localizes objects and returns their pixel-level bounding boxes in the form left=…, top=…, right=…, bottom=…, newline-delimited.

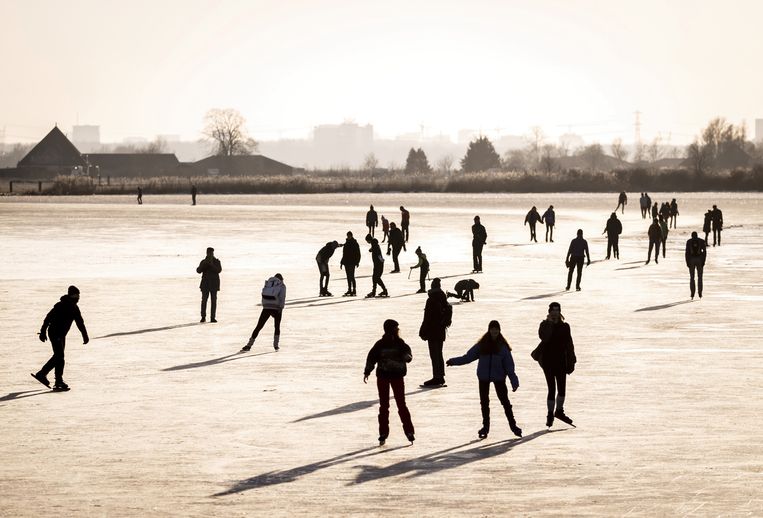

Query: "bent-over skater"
left=242, top=274, right=286, bottom=351
left=316, top=240, right=343, bottom=296
left=446, top=279, right=480, bottom=302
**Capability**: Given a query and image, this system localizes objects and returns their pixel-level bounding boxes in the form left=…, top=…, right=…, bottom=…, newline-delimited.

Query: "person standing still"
left=542, top=205, right=555, bottom=242
left=646, top=218, right=661, bottom=264
left=418, top=278, right=451, bottom=387
left=400, top=206, right=410, bottom=242
left=472, top=215, right=487, bottom=273
left=197, top=247, right=222, bottom=322
left=191, top=184, right=198, bottom=206
left=341, top=231, right=361, bottom=296
left=386, top=222, right=406, bottom=273
left=366, top=205, right=378, bottom=237
left=565, top=229, right=590, bottom=291
left=711, top=204, right=723, bottom=246
left=365, top=234, right=388, bottom=298
left=534, top=302, right=576, bottom=428
left=659, top=214, right=669, bottom=258
left=685, top=231, right=707, bottom=299
left=381, top=215, right=390, bottom=243
left=603, top=212, right=622, bottom=260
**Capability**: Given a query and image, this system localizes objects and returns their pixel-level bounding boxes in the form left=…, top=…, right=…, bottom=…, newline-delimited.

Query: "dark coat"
left=387, top=228, right=405, bottom=251
left=419, top=288, right=450, bottom=342
left=40, top=295, right=89, bottom=340
left=703, top=212, right=712, bottom=233
left=197, top=257, right=222, bottom=291
left=448, top=340, right=519, bottom=387
left=685, top=237, right=707, bottom=266
left=366, top=209, right=378, bottom=227
left=454, top=279, right=479, bottom=292
left=711, top=208, right=723, bottom=230
left=542, top=209, right=555, bottom=225
left=369, top=240, right=385, bottom=266
left=536, top=320, right=576, bottom=374
left=364, top=335, right=412, bottom=378
left=341, top=238, right=361, bottom=267
left=525, top=209, right=542, bottom=225
left=472, top=223, right=487, bottom=246
left=605, top=217, right=622, bottom=237
left=648, top=221, right=662, bottom=242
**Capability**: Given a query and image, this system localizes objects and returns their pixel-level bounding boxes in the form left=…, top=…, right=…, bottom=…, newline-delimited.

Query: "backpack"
left=261, top=279, right=280, bottom=300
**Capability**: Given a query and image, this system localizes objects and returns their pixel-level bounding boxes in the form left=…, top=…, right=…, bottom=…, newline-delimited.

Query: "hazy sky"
left=1, top=0, right=761, bottom=144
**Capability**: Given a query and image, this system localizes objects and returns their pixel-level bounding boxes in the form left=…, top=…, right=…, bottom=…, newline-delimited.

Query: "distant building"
left=190, top=155, right=297, bottom=176
left=83, top=153, right=180, bottom=177
left=17, top=126, right=86, bottom=177
left=756, top=119, right=763, bottom=143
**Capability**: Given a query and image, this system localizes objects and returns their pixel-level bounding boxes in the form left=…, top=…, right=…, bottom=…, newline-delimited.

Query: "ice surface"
left=1, top=192, right=762, bottom=516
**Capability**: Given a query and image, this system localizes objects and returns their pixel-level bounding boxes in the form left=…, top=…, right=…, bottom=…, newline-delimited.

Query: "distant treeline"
left=35, top=166, right=763, bottom=195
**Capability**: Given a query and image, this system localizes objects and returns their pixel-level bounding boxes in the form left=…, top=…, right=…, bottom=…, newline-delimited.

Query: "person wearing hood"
left=418, top=278, right=451, bottom=387
left=386, top=222, right=406, bottom=273
left=316, top=240, right=343, bottom=297
left=471, top=215, right=487, bottom=273
left=31, top=285, right=89, bottom=391
left=242, top=274, right=286, bottom=352
left=447, top=320, right=522, bottom=439
left=524, top=206, right=542, bottom=243
left=646, top=218, right=662, bottom=264
left=411, top=246, right=430, bottom=294
left=542, top=205, right=555, bottom=242
left=602, top=212, right=622, bottom=260
left=340, top=231, right=361, bottom=296
left=197, top=247, right=222, bottom=322
left=364, top=319, right=415, bottom=445
left=365, top=234, right=388, bottom=298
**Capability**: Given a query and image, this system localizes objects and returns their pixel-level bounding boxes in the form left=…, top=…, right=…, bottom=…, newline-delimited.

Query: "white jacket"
left=261, top=277, right=286, bottom=310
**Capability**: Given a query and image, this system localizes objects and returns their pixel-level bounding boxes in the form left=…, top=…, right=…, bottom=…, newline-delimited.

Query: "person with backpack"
left=471, top=215, right=487, bottom=273
left=197, top=247, right=222, bottom=322
left=532, top=302, right=576, bottom=428
left=646, top=218, right=662, bottom=264
left=446, top=278, right=480, bottom=302
left=386, top=222, right=406, bottom=273
left=603, top=212, right=622, bottom=260
left=542, top=205, right=555, bottom=242
left=366, top=205, right=378, bottom=237
left=446, top=320, right=522, bottom=439
left=365, top=234, right=388, bottom=298
left=524, top=206, right=542, bottom=243
left=410, top=246, right=430, bottom=294
left=659, top=214, right=669, bottom=258
left=340, top=231, right=361, bottom=296
left=685, top=231, right=707, bottom=299
left=316, top=240, right=343, bottom=296
left=381, top=215, right=390, bottom=243
left=241, top=274, right=286, bottom=351
left=418, top=278, right=451, bottom=387
left=363, top=319, right=415, bottom=445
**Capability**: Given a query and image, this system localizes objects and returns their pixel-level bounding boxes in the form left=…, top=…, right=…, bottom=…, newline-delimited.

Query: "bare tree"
left=363, top=153, right=379, bottom=174
left=646, top=135, right=664, bottom=166
left=539, top=144, right=560, bottom=174
left=632, top=141, right=647, bottom=164
left=578, top=143, right=605, bottom=172
left=525, top=126, right=545, bottom=169
left=610, top=138, right=629, bottom=163
left=202, top=108, right=258, bottom=156
left=687, top=140, right=711, bottom=175
left=436, top=154, right=454, bottom=175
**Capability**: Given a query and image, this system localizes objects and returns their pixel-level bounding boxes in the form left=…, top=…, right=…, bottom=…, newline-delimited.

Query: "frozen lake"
left=1, top=192, right=762, bottom=516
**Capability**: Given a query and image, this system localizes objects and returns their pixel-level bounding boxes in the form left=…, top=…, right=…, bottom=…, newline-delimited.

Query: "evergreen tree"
left=461, top=136, right=501, bottom=172
left=404, top=147, right=432, bottom=175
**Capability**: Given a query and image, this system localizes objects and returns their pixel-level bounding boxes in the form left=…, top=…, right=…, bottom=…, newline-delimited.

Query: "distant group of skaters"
left=30, top=192, right=725, bottom=443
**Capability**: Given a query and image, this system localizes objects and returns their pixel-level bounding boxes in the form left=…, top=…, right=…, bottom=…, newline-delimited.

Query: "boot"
left=273, top=334, right=280, bottom=351
left=478, top=426, right=489, bottom=439
left=53, top=380, right=70, bottom=391
left=241, top=336, right=254, bottom=352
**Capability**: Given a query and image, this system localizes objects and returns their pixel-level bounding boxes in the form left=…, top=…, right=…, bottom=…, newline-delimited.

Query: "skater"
left=197, top=247, right=222, bottom=322
left=340, top=231, right=361, bottom=296
left=524, top=206, right=542, bottom=242
left=446, top=278, right=480, bottom=302
left=703, top=209, right=712, bottom=243
left=363, top=319, right=415, bottom=444
left=316, top=240, right=343, bottom=296
left=685, top=231, right=707, bottom=300
left=616, top=191, right=627, bottom=214
left=565, top=229, right=590, bottom=291
left=386, top=222, right=406, bottom=273
left=241, top=274, right=285, bottom=352
left=446, top=320, right=522, bottom=439
left=651, top=202, right=658, bottom=220
left=532, top=302, right=576, bottom=428
left=381, top=215, right=390, bottom=243
left=542, top=205, right=555, bottom=242
left=471, top=215, right=487, bottom=273
left=410, top=246, right=430, bottom=293
left=418, top=278, right=451, bottom=387
left=639, top=193, right=647, bottom=219
left=365, top=234, right=388, bottom=298
left=602, top=212, right=622, bottom=260
left=366, top=205, right=378, bottom=237
left=669, top=198, right=679, bottom=229
left=400, top=206, right=410, bottom=242
left=711, top=204, right=723, bottom=246
left=659, top=202, right=671, bottom=223
left=659, top=214, right=669, bottom=258
left=646, top=218, right=661, bottom=264
left=644, top=193, right=652, bottom=217
left=191, top=184, right=197, bottom=206
left=137, top=186, right=143, bottom=205
left=31, top=285, right=89, bottom=391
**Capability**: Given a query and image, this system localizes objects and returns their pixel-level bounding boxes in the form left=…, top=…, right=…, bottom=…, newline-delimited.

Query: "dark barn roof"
left=17, top=126, right=86, bottom=168
left=192, top=155, right=296, bottom=176
left=84, top=153, right=180, bottom=177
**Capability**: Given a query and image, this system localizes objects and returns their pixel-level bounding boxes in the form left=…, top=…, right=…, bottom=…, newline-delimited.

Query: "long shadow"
left=635, top=300, right=692, bottom=312
left=162, top=351, right=275, bottom=372
left=213, top=444, right=410, bottom=496
left=616, top=265, right=644, bottom=271
left=493, top=243, right=535, bottom=248
left=622, top=260, right=644, bottom=265
left=94, top=322, right=201, bottom=339
left=588, top=259, right=605, bottom=265
left=352, top=428, right=561, bottom=484
left=436, top=273, right=478, bottom=281
left=0, top=389, right=50, bottom=403
left=293, top=388, right=429, bottom=423
left=521, top=290, right=568, bottom=301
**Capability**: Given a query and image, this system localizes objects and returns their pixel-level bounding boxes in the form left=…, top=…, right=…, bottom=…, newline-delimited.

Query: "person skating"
left=616, top=191, right=627, bottom=214
left=446, top=279, right=480, bottom=302
left=565, top=229, right=590, bottom=291
left=659, top=202, right=671, bottom=223
left=363, top=319, right=415, bottom=444
left=418, top=278, right=451, bottom=387
left=411, top=246, right=430, bottom=293
left=542, top=205, right=555, bottom=242
left=524, top=206, right=542, bottom=243
left=659, top=214, right=669, bottom=259
left=400, top=206, right=410, bottom=242
left=191, top=184, right=197, bottom=206
left=32, top=285, right=89, bottom=391
left=645, top=193, right=652, bottom=217
left=685, top=231, right=707, bottom=300
left=711, top=204, right=723, bottom=246
left=651, top=202, right=658, bottom=220
left=340, top=231, right=361, bottom=296
left=386, top=222, right=406, bottom=273
left=316, top=240, right=343, bottom=296
left=703, top=209, right=712, bottom=243
left=669, top=198, right=679, bottom=229
left=646, top=218, right=661, bottom=264
left=242, top=274, right=286, bottom=352
left=532, top=302, right=576, bottom=428
left=471, top=215, right=487, bottom=273
left=603, top=212, right=622, bottom=260
left=446, top=320, right=522, bottom=439
left=137, top=186, right=143, bottom=205
left=381, top=215, right=390, bottom=243
left=365, top=234, right=388, bottom=298
left=197, top=247, right=222, bottom=322
left=366, top=205, right=378, bottom=237
left=639, top=193, right=647, bottom=219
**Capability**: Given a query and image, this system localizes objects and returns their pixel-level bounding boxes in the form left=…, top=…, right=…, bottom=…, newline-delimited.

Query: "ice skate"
left=546, top=414, right=554, bottom=427
left=31, top=372, right=50, bottom=388
left=378, top=435, right=387, bottom=446
left=376, top=290, right=389, bottom=298
left=478, top=427, right=489, bottom=439
left=405, top=432, right=415, bottom=443
left=53, top=380, right=70, bottom=392
left=365, top=291, right=376, bottom=298
left=554, top=410, right=575, bottom=427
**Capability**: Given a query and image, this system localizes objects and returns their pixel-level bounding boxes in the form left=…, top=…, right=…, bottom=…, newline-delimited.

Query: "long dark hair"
left=476, top=321, right=511, bottom=354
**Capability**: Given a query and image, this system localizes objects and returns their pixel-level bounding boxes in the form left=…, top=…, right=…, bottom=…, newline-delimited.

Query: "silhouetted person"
left=524, top=206, right=542, bottom=242
left=669, top=198, right=679, bottom=229
left=366, top=205, right=378, bottom=237
left=365, top=234, right=388, bottom=298
left=316, top=240, right=342, bottom=296
left=364, top=319, right=415, bottom=445
left=386, top=222, right=406, bottom=273
left=381, top=215, right=389, bottom=242
left=711, top=204, right=723, bottom=246
left=646, top=218, right=661, bottom=264
left=471, top=215, right=487, bottom=272
left=542, top=205, right=555, bottom=242
left=197, top=247, right=222, bottom=322
left=685, top=231, right=707, bottom=300
left=703, top=209, right=712, bottom=243
left=659, top=202, right=671, bottom=223
left=565, top=229, right=590, bottom=291
left=419, top=278, right=451, bottom=387
left=659, top=214, right=669, bottom=258
left=446, top=279, right=480, bottom=302
left=651, top=202, right=658, bottom=220
left=400, top=206, right=410, bottom=242
left=603, top=212, right=622, bottom=260
left=340, top=231, right=361, bottom=296
left=191, top=184, right=197, bottom=205
left=242, top=273, right=285, bottom=352
left=645, top=193, right=652, bottom=218
left=446, top=320, right=521, bottom=439
left=137, top=186, right=143, bottom=205
left=411, top=246, right=430, bottom=293
left=31, top=285, right=89, bottom=391
left=534, top=302, right=576, bottom=428
left=616, top=191, right=627, bottom=214
left=639, top=193, right=647, bottom=219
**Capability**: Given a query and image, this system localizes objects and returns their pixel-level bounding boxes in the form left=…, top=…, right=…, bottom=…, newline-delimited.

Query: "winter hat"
left=383, top=319, right=399, bottom=334
left=549, top=302, right=561, bottom=311
left=488, top=320, right=501, bottom=331
left=68, top=285, right=80, bottom=296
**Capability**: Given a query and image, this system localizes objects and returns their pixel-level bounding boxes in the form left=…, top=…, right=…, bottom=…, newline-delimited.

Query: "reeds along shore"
left=26, top=166, right=763, bottom=195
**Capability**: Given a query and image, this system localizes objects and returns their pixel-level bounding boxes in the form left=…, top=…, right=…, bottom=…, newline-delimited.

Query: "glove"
left=445, top=359, right=453, bottom=367
left=39, top=332, right=47, bottom=343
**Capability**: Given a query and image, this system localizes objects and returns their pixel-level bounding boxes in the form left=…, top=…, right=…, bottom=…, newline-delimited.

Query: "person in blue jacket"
left=446, top=320, right=522, bottom=439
